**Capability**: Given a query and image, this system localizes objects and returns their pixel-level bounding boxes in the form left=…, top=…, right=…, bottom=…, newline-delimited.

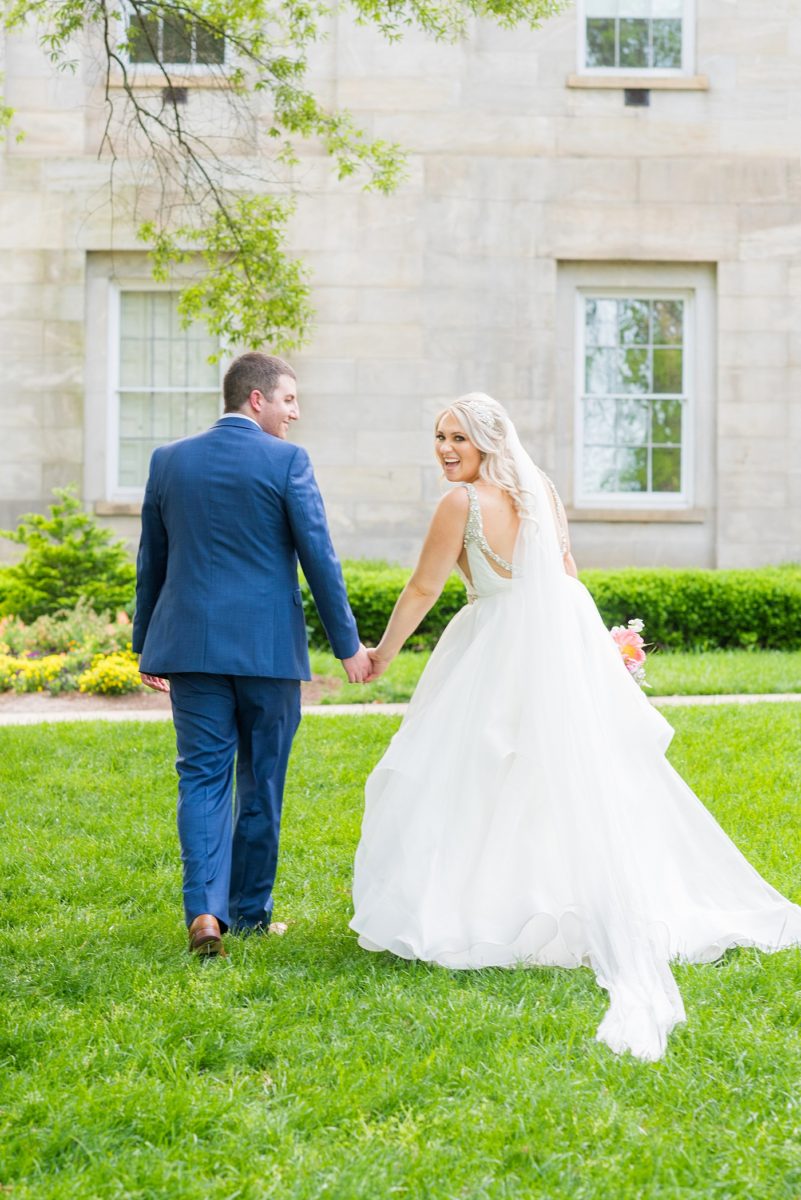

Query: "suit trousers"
left=169, top=673, right=301, bottom=931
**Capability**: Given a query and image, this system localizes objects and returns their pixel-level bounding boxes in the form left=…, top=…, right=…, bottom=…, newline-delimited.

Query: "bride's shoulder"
left=432, top=485, right=470, bottom=523
left=438, top=482, right=470, bottom=516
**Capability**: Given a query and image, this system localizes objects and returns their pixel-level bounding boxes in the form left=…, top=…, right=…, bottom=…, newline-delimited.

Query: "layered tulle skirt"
left=351, top=577, right=801, bottom=1061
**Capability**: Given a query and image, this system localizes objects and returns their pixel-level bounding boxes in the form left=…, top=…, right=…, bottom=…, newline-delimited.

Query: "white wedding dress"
left=351, top=459, right=801, bottom=1061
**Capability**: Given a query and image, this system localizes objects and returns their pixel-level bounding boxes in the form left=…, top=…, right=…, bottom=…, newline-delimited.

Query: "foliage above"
left=2, top=0, right=565, bottom=351
left=0, top=487, right=136, bottom=622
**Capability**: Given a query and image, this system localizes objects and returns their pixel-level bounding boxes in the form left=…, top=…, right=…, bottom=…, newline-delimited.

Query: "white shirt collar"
left=219, top=412, right=261, bottom=428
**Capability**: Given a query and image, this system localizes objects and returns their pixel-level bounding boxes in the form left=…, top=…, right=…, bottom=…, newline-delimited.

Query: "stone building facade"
left=1, top=1, right=799, bottom=568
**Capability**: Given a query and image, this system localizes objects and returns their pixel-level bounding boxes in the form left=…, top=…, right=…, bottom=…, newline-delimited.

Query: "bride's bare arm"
left=367, top=488, right=469, bottom=677
left=540, top=471, right=578, bottom=579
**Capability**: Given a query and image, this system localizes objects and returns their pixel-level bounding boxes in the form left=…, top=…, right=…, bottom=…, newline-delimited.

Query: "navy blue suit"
left=133, top=416, right=360, bottom=931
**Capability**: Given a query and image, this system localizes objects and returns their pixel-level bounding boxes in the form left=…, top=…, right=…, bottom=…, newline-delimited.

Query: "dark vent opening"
left=162, top=86, right=189, bottom=105
left=624, top=88, right=651, bottom=107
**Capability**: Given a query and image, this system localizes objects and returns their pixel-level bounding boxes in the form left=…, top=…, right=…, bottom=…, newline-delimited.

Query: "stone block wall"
left=1, top=2, right=800, bottom=568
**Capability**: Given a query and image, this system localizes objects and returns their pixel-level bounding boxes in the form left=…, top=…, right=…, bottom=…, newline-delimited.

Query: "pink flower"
left=610, top=622, right=647, bottom=676
left=614, top=630, right=646, bottom=667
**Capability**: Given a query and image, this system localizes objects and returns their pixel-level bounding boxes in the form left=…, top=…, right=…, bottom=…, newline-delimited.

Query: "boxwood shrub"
left=302, top=562, right=468, bottom=651
left=301, top=562, right=801, bottom=652
left=580, top=565, right=801, bottom=650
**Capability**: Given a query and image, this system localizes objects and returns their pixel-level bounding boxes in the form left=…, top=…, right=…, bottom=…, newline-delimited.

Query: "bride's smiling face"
left=435, top=414, right=482, bottom=483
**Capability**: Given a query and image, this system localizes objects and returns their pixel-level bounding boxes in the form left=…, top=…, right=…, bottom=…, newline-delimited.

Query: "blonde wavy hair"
left=435, top=392, right=526, bottom=512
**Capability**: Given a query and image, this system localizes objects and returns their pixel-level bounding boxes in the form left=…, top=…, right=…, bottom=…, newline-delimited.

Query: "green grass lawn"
left=310, top=647, right=801, bottom=704
left=1, top=707, right=801, bottom=1199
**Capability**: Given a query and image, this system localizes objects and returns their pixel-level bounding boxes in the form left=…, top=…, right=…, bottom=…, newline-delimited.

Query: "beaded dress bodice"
left=455, top=483, right=514, bottom=602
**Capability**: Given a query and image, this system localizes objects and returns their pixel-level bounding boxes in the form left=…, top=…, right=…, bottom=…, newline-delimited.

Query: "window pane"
left=652, top=19, right=682, bottom=68
left=168, top=338, right=190, bottom=388
left=119, top=393, right=150, bottom=439
left=128, top=13, right=159, bottom=63
left=651, top=398, right=682, bottom=444
left=619, top=18, right=649, bottom=67
left=585, top=298, right=618, bottom=347
left=118, top=392, right=221, bottom=488
left=119, top=294, right=153, bottom=386
left=166, top=393, right=189, bottom=439
left=583, top=446, right=618, bottom=494
left=116, top=292, right=219, bottom=489
left=118, top=440, right=144, bottom=488
left=119, top=439, right=163, bottom=489
left=617, top=347, right=650, bottom=393
left=653, top=348, right=683, bottom=393
left=151, top=337, right=172, bottom=388
left=586, top=18, right=617, bottom=67
left=653, top=299, right=683, bottom=345
left=186, top=350, right=219, bottom=388
left=616, top=398, right=649, bottom=445
left=166, top=292, right=184, bottom=340
left=162, top=15, right=193, bottom=63
left=585, top=348, right=618, bottom=394
left=586, top=0, right=618, bottom=14
left=119, top=338, right=151, bottom=388
left=119, top=293, right=217, bottom=387
left=154, top=394, right=174, bottom=438
left=183, top=319, right=219, bottom=385
left=652, top=446, right=682, bottom=492
left=120, top=292, right=147, bottom=336
left=185, top=393, right=221, bottom=430
left=195, top=25, right=226, bottom=64
left=150, top=292, right=174, bottom=331
left=584, top=397, right=616, bottom=443
left=617, top=299, right=649, bottom=345
left=616, top=447, right=648, bottom=492
left=581, top=289, right=689, bottom=500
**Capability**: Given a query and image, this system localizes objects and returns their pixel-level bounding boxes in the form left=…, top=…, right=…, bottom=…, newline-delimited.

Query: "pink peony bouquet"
left=610, top=618, right=650, bottom=688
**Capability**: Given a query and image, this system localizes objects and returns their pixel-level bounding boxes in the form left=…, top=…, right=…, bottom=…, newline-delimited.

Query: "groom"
left=133, top=351, right=370, bottom=955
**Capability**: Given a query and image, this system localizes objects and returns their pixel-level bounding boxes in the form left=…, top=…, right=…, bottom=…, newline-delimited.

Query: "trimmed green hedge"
left=302, top=562, right=468, bottom=651
left=301, top=562, right=801, bottom=652
left=580, top=565, right=801, bottom=650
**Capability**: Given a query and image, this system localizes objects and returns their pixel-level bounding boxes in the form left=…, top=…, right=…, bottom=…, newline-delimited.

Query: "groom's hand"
left=340, top=643, right=372, bottom=684
left=140, top=672, right=170, bottom=693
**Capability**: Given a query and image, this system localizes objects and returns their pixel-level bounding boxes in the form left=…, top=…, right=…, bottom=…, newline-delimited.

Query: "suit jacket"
left=132, top=416, right=359, bottom=679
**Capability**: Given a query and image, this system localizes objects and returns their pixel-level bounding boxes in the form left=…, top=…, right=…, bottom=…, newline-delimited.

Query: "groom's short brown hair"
left=223, top=352, right=296, bottom=412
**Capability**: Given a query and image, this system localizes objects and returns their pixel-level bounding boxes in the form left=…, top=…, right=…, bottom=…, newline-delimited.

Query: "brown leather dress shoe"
left=188, top=914, right=226, bottom=957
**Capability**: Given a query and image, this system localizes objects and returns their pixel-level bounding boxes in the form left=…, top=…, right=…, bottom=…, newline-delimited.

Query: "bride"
left=350, top=392, right=801, bottom=1061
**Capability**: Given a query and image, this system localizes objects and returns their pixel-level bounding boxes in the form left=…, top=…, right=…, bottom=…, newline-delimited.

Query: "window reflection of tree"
left=582, top=295, right=685, bottom=497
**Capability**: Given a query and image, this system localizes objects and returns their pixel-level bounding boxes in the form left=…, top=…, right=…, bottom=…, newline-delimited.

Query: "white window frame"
left=576, top=0, right=695, bottom=77
left=573, top=287, right=695, bottom=510
left=107, top=283, right=223, bottom=501
left=123, top=3, right=227, bottom=73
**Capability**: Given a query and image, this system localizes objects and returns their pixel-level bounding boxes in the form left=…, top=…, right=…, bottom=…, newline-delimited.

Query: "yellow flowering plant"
left=1, top=653, right=67, bottom=693
left=0, top=601, right=140, bottom=695
left=78, top=651, right=143, bottom=696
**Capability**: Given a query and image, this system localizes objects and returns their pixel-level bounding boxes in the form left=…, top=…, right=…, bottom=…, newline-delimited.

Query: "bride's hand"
left=365, top=648, right=392, bottom=682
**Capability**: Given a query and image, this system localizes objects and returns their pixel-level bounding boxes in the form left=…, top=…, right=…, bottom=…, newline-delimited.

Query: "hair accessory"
left=469, top=403, right=499, bottom=434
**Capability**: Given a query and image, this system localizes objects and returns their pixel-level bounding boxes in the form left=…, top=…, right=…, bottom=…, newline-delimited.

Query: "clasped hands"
left=340, top=644, right=392, bottom=684
left=140, top=645, right=392, bottom=691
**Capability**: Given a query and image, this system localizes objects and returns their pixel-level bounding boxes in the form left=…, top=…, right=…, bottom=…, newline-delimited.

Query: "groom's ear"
left=248, top=388, right=265, bottom=412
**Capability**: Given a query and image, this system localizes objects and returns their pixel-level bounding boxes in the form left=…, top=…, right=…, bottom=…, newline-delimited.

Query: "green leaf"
left=3, top=0, right=567, bottom=346
left=0, top=488, right=135, bottom=622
